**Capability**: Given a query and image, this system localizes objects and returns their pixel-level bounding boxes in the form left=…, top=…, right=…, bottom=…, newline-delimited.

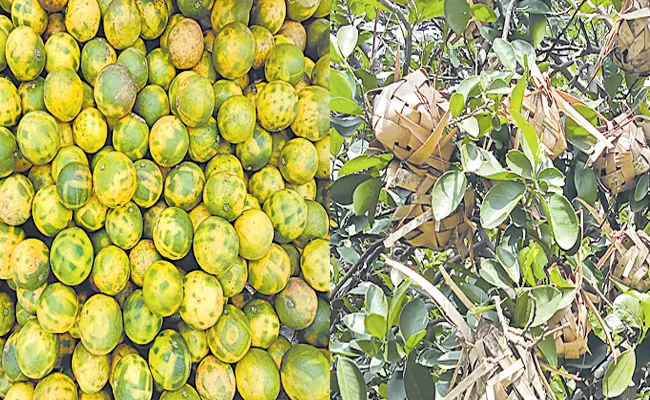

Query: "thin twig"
left=544, top=0, right=588, bottom=61
left=376, top=0, right=413, bottom=74
left=332, top=240, right=386, bottom=299
left=502, top=0, right=517, bottom=40
left=583, top=289, right=617, bottom=363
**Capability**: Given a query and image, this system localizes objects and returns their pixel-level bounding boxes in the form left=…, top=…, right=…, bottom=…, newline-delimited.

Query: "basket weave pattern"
left=373, top=70, right=474, bottom=253
left=593, top=118, right=650, bottom=194
left=610, top=228, right=650, bottom=291
left=548, top=302, right=591, bottom=359
left=612, top=0, right=650, bottom=76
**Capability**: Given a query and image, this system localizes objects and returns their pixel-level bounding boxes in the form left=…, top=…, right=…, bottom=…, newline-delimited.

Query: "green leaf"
left=527, top=14, right=547, bottom=47
left=330, top=34, right=345, bottom=64
left=517, top=0, right=551, bottom=14
left=444, top=0, right=471, bottom=34
left=479, top=259, right=513, bottom=289
left=492, top=38, right=517, bottom=71
left=496, top=246, right=520, bottom=284
left=431, top=170, right=467, bottom=220
left=388, top=280, right=411, bottom=327
left=512, top=40, right=536, bottom=68
left=415, top=0, right=444, bottom=21
left=602, top=348, right=636, bottom=398
left=470, top=3, right=496, bottom=22
left=399, top=299, right=429, bottom=339
left=519, top=242, right=548, bottom=286
left=343, top=313, right=367, bottom=335
left=574, top=165, right=598, bottom=205
left=338, top=26, right=359, bottom=59
left=331, top=70, right=355, bottom=99
left=480, top=181, right=526, bottom=229
left=542, top=194, right=580, bottom=250
left=460, top=142, right=482, bottom=173
left=404, top=354, right=435, bottom=400
left=332, top=174, right=372, bottom=205
left=339, top=154, right=392, bottom=176
left=510, top=109, right=540, bottom=168
left=635, top=174, right=649, bottom=202
left=459, top=117, right=480, bottom=138
left=614, top=293, right=644, bottom=329
left=450, top=92, right=465, bottom=117
left=365, top=314, right=387, bottom=338
left=510, top=72, right=527, bottom=114
left=331, top=128, right=344, bottom=157
left=506, top=150, right=533, bottom=179
left=366, top=284, right=388, bottom=318
left=538, top=333, right=558, bottom=368
left=530, top=286, right=562, bottom=327
left=337, top=358, right=369, bottom=400
left=360, top=0, right=391, bottom=12
left=514, top=292, right=533, bottom=327
left=331, top=97, right=363, bottom=115
left=538, top=168, right=565, bottom=188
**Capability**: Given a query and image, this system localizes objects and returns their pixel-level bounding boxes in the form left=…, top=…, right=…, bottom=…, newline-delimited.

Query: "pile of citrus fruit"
left=0, top=0, right=330, bottom=397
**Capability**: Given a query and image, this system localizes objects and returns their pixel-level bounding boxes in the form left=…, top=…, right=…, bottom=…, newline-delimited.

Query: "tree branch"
left=377, top=0, right=413, bottom=75
left=502, top=0, right=517, bottom=40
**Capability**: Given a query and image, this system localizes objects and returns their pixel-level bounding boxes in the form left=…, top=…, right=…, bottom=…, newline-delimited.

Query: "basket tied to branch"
left=504, top=67, right=567, bottom=160
left=444, top=319, right=548, bottom=400
left=548, top=300, right=591, bottom=359
left=605, top=227, right=650, bottom=291
left=372, top=69, right=475, bottom=254
left=385, top=164, right=475, bottom=254
left=608, top=0, right=650, bottom=76
left=372, top=68, right=455, bottom=172
left=592, top=116, right=650, bottom=194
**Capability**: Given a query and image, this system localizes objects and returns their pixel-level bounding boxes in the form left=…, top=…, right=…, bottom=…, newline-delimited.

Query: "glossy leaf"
left=574, top=165, right=598, bottom=205
left=635, top=174, right=649, bottom=202
left=470, top=3, right=497, bottom=22
left=337, top=358, right=369, bottom=400
left=338, top=26, right=359, bottom=59
left=530, top=286, right=562, bottom=327
left=510, top=109, right=540, bottom=167
left=399, top=299, right=429, bottom=339
left=339, top=154, right=392, bottom=176
left=332, top=97, right=364, bottom=115
left=431, top=170, right=467, bottom=220
left=493, top=38, right=517, bottom=71
left=506, top=150, right=532, bottom=179
left=480, top=181, right=526, bottom=229
left=444, top=0, right=471, bottom=34
left=332, top=174, right=372, bottom=205
left=404, top=354, right=435, bottom=400
left=542, top=194, right=580, bottom=250
left=602, top=348, right=636, bottom=398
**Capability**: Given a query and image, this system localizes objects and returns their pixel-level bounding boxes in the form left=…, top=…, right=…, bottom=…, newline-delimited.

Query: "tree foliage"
left=330, top=0, right=650, bottom=399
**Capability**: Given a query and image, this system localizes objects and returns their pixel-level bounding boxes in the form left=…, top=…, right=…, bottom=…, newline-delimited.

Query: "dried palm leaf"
left=384, top=165, right=475, bottom=255
left=372, top=68, right=455, bottom=173
left=548, top=300, right=591, bottom=359
left=612, top=0, right=650, bottom=76
left=605, top=227, right=650, bottom=291
left=592, top=116, right=650, bottom=194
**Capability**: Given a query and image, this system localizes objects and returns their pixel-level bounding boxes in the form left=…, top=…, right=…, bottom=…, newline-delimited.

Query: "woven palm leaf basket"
left=386, top=165, right=475, bottom=254
left=603, top=227, right=650, bottom=291
left=444, top=319, right=549, bottom=400
left=372, top=69, right=475, bottom=253
left=592, top=116, right=650, bottom=194
left=610, top=0, right=650, bottom=76
left=502, top=65, right=567, bottom=160
left=548, top=298, right=591, bottom=359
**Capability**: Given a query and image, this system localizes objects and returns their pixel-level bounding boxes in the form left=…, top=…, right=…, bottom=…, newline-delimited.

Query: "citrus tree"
left=330, top=0, right=650, bottom=398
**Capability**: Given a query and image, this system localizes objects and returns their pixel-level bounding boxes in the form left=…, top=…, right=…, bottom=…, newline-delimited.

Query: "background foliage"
left=329, top=0, right=650, bottom=399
